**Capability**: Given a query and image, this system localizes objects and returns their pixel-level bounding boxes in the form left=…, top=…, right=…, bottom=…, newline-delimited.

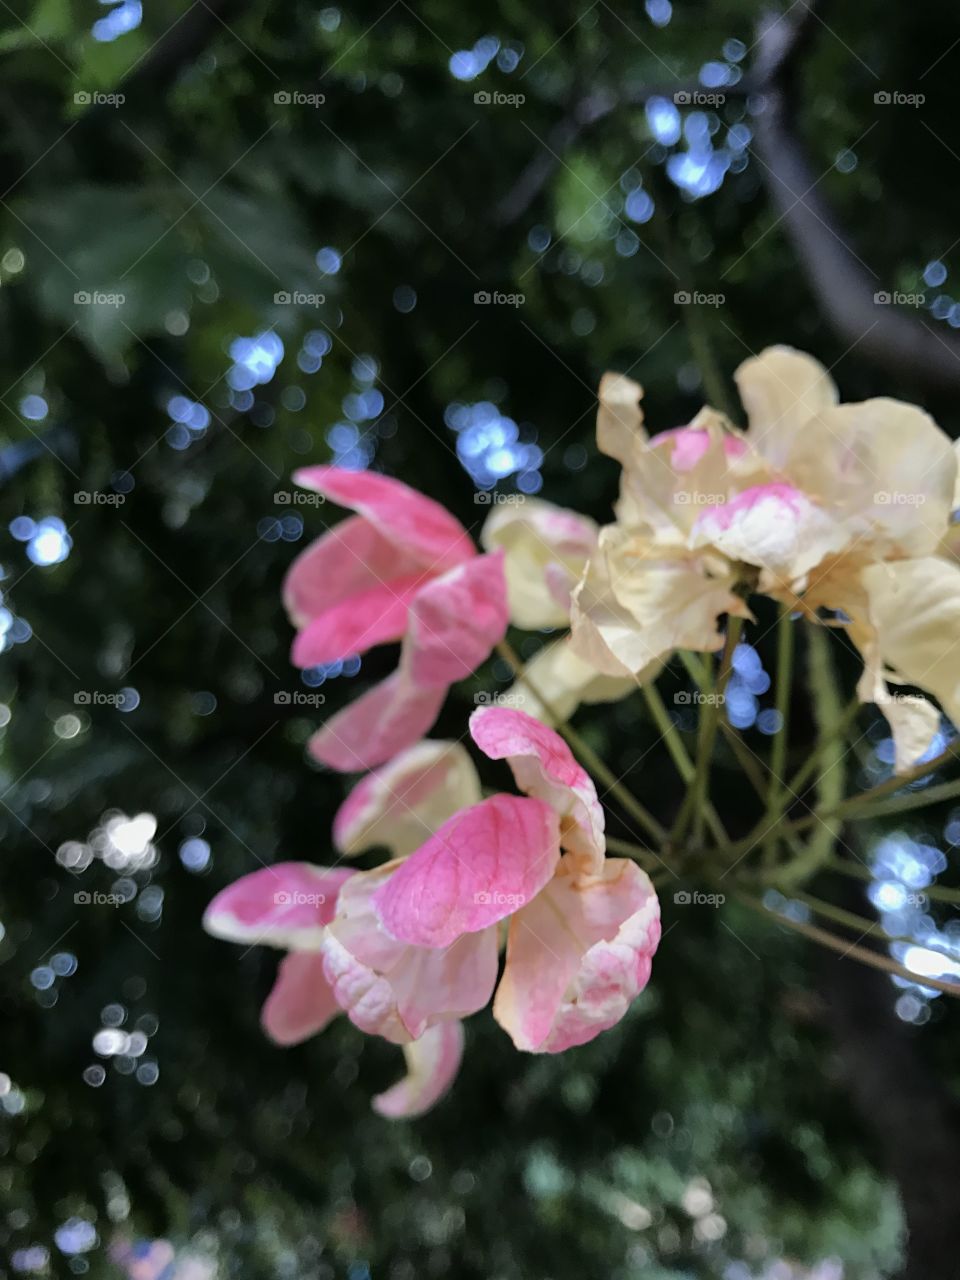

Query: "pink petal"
left=649, top=426, right=746, bottom=472
left=322, top=865, right=498, bottom=1042
left=290, top=574, right=425, bottom=668
left=293, top=466, right=475, bottom=571
left=283, top=515, right=424, bottom=628
left=493, top=856, right=660, bottom=1053
left=307, top=672, right=447, bottom=773
left=403, top=551, right=509, bottom=689
left=372, top=794, right=561, bottom=948
left=261, top=951, right=341, bottom=1045
left=203, top=864, right=354, bottom=948
left=372, top=1021, right=464, bottom=1119
left=333, top=740, right=482, bottom=858
left=469, top=706, right=605, bottom=871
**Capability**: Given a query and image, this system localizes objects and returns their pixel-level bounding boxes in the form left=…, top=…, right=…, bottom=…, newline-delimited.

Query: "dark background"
left=2, top=1, right=960, bottom=1276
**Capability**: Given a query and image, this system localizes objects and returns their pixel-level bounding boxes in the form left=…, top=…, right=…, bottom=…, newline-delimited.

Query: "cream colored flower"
left=572, top=346, right=960, bottom=770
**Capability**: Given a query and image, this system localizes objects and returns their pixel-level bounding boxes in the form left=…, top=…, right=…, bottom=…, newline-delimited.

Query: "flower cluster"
left=205, top=346, right=960, bottom=1116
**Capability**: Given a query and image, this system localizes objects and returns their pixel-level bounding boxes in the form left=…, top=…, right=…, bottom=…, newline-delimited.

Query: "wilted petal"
left=596, top=371, right=644, bottom=465
left=293, top=465, right=475, bottom=570
left=372, top=795, right=561, bottom=948
left=290, top=574, right=425, bottom=667
left=481, top=498, right=597, bottom=629
left=333, top=740, right=482, bottom=858
left=403, top=551, right=509, bottom=688
left=861, top=557, right=960, bottom=726
left=283, top=515, right=423, bottom=629
left=505, top=638, right=637, bottom=726
left=308, top=671, right=446, bottom=772
left=470, top=706, right=605, bottom=870
left=735, top=345, right=837, bottom=469
left=785, top=401, right=955, bottom=558
left=372, top=1021, right=464, bottom=1119
left=569, top=544, right=660, bottom=677
left=261, top=951, right=341, bottom=1045
left=648, top=425, right=747, bottom=473
left=596, top=530, right=751, bottom=670
left=203, top=864, right=354, bottom=949
left=692, top=482, right=850, bottom=582
left=323, top=865, right=498, bottom=1042
left=881, top=692, right=941, bottom=774
left=493, top=855, right=660, bottom=1053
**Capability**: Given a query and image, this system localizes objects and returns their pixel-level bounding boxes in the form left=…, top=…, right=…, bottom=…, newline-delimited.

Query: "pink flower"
left=284, top=466, right=509, bottom=772
left=322, top=709, right=661, bottom=1056
left=203, top=857, right=463, bottom=1117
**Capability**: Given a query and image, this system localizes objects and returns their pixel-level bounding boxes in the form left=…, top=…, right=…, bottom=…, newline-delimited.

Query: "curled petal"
left=505, top=638, right=637, bottom=727
left=333, top=740, right=482, bottom=858
left=403, top=552, right=509, bottom=688
left=469, top=706, right=605, bottom=870
left=784, top=400, right=956, bottom=558
left=692, top=482, right=850, bottom=582
left=735, top=345, right=837, bottom=469
left=480, top=498, right=597, bottom=629
left=372, top=795, right=561, bottom=948
left=293, top=465, right=474, bottom=571
left=861, top=557, right=960, bottom=727
left=494, top=856, right=661, bottom=1053
left=600, top=530, right=751, bottom=669
left=203, top=864, right=354, bottom=949
left=596, top=371, right=644, bottom=465
left=372, top=1021, right=464, bottom=1119
left=261, top=951, right=341, bottom=1045
left=290, top=574, right=425, bottom=668
left=308, top=672, right=446, bottom=773
left=323, top=866, right=498, bottom=1042
left=283, top=515, right=423, bottom=629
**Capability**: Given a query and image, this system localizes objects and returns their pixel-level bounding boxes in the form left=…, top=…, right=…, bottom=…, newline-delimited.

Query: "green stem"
left=823, top=855, right=960, bottom=905
left=790, top=889, right=960, bottom=960
left=762, top=606, right=794, bottom=865
left=674, top=617, right=742, bottom=846
left=641, top=681, right=730, bottom=850
left=734, top=892, right=960, bottom=998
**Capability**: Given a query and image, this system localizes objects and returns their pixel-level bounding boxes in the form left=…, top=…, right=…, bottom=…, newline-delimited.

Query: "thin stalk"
left=822, top=856, right=960, bottom=905
left=734, top=892, right=960, bottom=998
left=686, top=616, right=742, bottom=844
left=790, top=889, right=960, bottom=961
left=496, top=640, right=667, bottom=845
left=641, top=681, right=730, bottom=849
left=762, top=606, right=794, bottom=866
left=839, top=736, right=960, bottom=810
